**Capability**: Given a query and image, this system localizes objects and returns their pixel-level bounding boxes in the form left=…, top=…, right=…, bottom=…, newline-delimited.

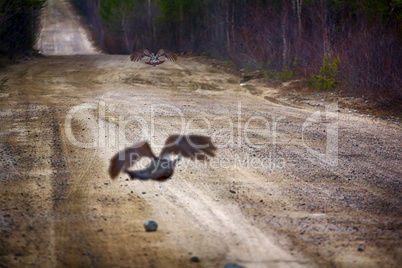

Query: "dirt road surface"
left=1, top=0, right=401, bottom=267
left=35, top=0, right=97, bottom=55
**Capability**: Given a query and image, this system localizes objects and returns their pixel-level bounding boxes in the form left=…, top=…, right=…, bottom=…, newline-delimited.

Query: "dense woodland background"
left=0, top=0, right=45, bottom=58
left=1, top=0, right=401, bottom=101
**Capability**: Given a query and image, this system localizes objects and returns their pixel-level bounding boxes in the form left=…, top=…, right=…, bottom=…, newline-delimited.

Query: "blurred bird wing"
left=155, top=49, right=164, bottom=58
left=143, top=49, right=152, bottom=57
left=130, top=49, right=152, bottom=61
left=109, top=141, right=156, bottom=179
left=160, top=135, right=217, bottom=160
left=156, top=49, right=178, bottom=62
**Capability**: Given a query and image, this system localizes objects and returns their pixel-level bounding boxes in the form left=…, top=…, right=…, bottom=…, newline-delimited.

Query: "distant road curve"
left=35, top=0, right=98, bottom=55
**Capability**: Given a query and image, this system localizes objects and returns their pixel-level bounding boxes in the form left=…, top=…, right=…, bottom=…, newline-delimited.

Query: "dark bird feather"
left=108, top=141, right=157, bottom=179
left=109, top=135, right=217, bottom=180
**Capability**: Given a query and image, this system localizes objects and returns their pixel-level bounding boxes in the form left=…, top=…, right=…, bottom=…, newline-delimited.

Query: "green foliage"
left=262, top=56, right=299, bottom=82
left=156, top=0, right=198, bottom=22
left=280, top=65, right=294, bottom=82
left=331, top=0, right=400, bottom=25
left=391, top=0, right=402, bottom=22
left=280, top=56, right=299, bottom=82
left=155, top=0, right=201, bottom=48
left=308, top=54, right=341, bottom=91
left=99, top=0, right=136, bottom=32
left=244, top=61, right=255, bottom=72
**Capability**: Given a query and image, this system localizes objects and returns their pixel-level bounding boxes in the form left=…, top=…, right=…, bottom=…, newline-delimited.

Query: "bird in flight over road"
left=109, top=135, right=217, bottom=181
left=130, top=49, right=177, bottom=67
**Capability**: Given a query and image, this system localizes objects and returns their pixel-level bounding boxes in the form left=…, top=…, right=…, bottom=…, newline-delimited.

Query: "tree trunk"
left=281, top=0, right=289, bottom=66
left=122, top=14, right=130, bottom=52
left=226, top=2, right=230, bottom=52
left=147, top=0, right=151, bottom=29
left=296, top=0, right=302, bottom=40
left=231, top=2, right=235, bottom=51
left=28, top=5, right=34, bottom=49
left=321, top=0, right=330, bottom=57
left=179, top=2, right=183, bottom=50
left=147, top=0, right=155, bottom=44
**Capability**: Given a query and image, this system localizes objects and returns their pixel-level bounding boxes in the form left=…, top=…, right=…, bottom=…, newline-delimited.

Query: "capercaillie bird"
left=130, top=49, right=177, bottom=67
left=109, top=135, right=217, bottom=181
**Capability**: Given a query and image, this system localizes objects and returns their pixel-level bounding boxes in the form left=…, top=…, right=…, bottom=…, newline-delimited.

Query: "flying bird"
left=109, top=135, right=217, bottom=181
left=130, top=49, right=177, bottom=66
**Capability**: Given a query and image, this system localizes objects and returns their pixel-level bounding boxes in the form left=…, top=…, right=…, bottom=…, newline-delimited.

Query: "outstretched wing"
left=160, top=135, right=217, bottom=160
left=109, top=141, right=157, bottom=179
left=130, top=49, right=152, bottom=61
left=156, top=49, right=178, bottom=62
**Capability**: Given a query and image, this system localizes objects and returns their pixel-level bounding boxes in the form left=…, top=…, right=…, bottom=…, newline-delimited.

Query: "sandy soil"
left=0, top=0, right=401, bottom=267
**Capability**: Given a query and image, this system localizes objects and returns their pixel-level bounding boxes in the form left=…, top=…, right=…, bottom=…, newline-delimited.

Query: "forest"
left=0, top=0, right=46, bottom=58
left=1, top=0, right=401, bottom=101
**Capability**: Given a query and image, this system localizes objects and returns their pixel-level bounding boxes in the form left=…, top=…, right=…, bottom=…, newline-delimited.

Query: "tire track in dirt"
left=49, top=107, right=71, bottom=209
left=0, top=99, right=57, bottom=266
